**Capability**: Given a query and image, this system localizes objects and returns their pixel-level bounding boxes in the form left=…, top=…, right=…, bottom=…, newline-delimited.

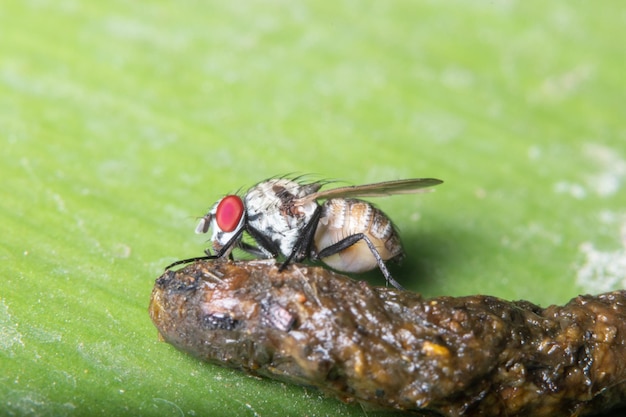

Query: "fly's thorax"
left=244, top=178, right=321, bottom=215
left=314, top=199, right=403, bottom=273
left=244, top=178, right=321, bottom=257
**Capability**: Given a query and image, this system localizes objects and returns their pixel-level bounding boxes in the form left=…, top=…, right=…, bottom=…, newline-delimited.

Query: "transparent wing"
left=298, top=178, right=443, bottom=204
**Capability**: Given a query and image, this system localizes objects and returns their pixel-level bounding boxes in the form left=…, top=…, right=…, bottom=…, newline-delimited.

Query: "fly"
left=167, top=176, right=442, bottom=288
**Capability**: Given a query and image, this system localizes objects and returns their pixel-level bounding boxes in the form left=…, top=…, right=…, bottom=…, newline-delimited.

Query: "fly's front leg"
left=203, top=247, right=234, bottom=261
left=164, top=238, right=230, bottom=270
left=315, top=233, right=405, bottom=290
left=212, top=228, right=246, bottom=260
left=280, top=205, right=322, bottom=271
left=164, top=254, right=218, bottom=270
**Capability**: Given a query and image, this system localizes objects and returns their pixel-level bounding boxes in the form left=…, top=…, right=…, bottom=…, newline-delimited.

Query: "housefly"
left=167, top=176, right=442, bottom=288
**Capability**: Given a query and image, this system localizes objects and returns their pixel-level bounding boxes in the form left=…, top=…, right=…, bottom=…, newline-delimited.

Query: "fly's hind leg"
left=315, top=233, right=405, bottom=290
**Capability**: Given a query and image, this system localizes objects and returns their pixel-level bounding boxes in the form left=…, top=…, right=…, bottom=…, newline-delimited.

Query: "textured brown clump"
left=149, top=260, right=626, bottom=416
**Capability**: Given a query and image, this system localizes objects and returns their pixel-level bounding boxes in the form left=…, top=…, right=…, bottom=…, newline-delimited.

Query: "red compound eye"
left=215, top=195, right=244, bottom=232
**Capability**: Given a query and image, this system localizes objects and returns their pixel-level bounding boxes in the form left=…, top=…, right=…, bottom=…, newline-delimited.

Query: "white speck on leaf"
left=583, top=143, right=626, bottom=197
left=152, top=398, right=185, bottom=417
left=111, top=243, right=132, bottom=259
left=532, top=64, right=594, bottom=102
left=553, top=144, right=625, bottom=199
left=527, top=145, right=541, bottom=161
left=0, top=300, right=24, bottom=356
left=576, top=219, right=626, bottom=293
left=554, top=181, right=587, bottom=199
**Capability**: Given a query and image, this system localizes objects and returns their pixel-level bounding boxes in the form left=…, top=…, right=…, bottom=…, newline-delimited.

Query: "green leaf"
left=2, top=1, right=624, bottom=416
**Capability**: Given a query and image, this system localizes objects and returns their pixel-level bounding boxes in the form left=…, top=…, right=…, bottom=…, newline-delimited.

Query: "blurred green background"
left=2, top=1, right=625, bottom=416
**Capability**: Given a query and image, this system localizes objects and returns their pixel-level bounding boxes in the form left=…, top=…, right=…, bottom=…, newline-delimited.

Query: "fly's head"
left=195, top=195, right=246, bottom=256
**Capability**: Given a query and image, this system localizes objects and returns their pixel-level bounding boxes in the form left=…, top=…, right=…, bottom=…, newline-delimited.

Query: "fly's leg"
left=246, top=226, right=281, bottom=259
left=315, top=233, right=405, bottom=290
left=203, top=247, right=235, bottom=261
left=237, top=241, right=275, bottom=259
left=165, top=228, right=244, bottom=270
left=214, top=228, right=247, bottom=260
left=279, top=205, right=322, bottom=271
left=164, top=254, right=218, bottom=270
